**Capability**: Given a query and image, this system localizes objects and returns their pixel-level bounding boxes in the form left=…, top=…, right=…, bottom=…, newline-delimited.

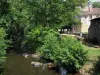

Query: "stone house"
left=73, top=8, right=100, bottom=33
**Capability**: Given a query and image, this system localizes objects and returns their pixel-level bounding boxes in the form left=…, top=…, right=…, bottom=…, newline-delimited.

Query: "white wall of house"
left=81, top=15, right=91, bottom=32
left=92, top=15, right=97, bottom=19
left=80, top=15, right=100, bottom=33
left=73, top=14, right=100, bottom=33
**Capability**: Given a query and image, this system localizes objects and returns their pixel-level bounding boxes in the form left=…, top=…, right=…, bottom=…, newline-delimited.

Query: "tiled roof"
left=81, top=8, right=100, bottom=16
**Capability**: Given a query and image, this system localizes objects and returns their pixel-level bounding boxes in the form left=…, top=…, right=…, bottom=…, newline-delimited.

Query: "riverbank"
left=4, top=41, right=100, bottom=75
left=79, top=44, right=100, bottom=75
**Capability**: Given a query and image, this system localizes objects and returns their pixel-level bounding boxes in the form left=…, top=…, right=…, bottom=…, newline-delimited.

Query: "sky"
left=91, top=0, right=100, bottom=2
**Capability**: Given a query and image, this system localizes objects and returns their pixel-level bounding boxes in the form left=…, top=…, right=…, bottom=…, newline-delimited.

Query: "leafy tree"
left=0, top=0, right=87, bottom=52
left=0, top=0, right=9, bottom=15
left=92, top=2, right=100, bottom=8
left=38, top=32, right=88, bottom=73
left=24, top=27, right=59, bottom=52
left=0, top=28, right=9, bottom=74
left=7, top=0, right=30, bottom=51
left=0, top=0, right=31, bottom=52
left=26, top=0, right=87, bottom=29
left=24, top=0, right=87, bottom=52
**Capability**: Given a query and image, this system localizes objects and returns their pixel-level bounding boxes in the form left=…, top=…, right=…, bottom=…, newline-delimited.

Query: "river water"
left=3, top=54, right=80, bottom=75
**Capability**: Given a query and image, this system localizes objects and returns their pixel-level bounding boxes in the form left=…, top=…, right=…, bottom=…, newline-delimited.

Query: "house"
left=88, top=17, right=100, bottom=44
left=73, top=7, right=100, bottom=33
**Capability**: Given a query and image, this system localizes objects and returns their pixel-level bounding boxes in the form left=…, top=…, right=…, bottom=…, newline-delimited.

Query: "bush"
left=23, top=26, right=43, bottom=52
left=0, top=28, right=8, bottom=74
left=24, top=27, right=59, bottom=52
left=93, top=56, right=100, bottom=75
left=38, top=33, right=88, bottom=73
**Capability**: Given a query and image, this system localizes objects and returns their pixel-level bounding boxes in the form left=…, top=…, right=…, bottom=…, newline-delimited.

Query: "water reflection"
left=3, top=54, right=59, bottom=75
left=3, top=54, right=80, bottom=75
left=60, top=67, right=67, bottom=75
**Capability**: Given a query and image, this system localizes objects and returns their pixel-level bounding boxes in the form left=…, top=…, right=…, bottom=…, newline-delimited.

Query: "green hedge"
left=38, top=31, right=88, bottom=73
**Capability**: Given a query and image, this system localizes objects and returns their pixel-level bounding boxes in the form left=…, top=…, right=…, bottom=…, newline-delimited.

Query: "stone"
left=31, top=54, right=39, bottom=58
left=31, top=62, right=42, bottom=67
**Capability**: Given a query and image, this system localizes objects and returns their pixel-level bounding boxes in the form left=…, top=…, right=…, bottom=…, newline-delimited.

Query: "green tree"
left=92, top=2, right=100, bottom=8
left=0, top=0, right=87, bottom=52
left=0, top=0, right=31, bottom=52
left=0, top=0, right=9, bottom=16
left=0, top=1, right=9, bottom=74
left=26, top=0, right=87, bottom=29
left=24, top=0, right=87, bottom=52
left=24, top=27, right=59, bottom=52
left=0, top=28, right=9, bottom=74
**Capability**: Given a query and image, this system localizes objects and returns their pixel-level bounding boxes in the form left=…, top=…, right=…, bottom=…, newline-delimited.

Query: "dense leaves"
left=26, top=0, right=87, bottom=28
left=38, top=32, right=87, bottom=73
left=0, top=0, right=87, bottom=51
left=0, top=28, right=9, bottom=74
left=0, top=0, right=87, bottom=74
left=24, top=27, right=59, bottom=52
left=0, top=0, right=30, bottom=51
left=92, top=2, right=100, bottom=8
left=93, top=57, right=100, bottom=75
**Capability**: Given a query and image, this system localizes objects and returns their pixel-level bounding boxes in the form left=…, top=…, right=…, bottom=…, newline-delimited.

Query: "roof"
left=81, top=8, right=100, bottom=16
left=90, top=17, right=100, bottom=21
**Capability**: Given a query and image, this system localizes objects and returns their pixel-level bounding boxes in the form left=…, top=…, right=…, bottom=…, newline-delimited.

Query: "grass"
left=83, top=45, right=100, bottom=58
left=82, top=45, right=100, bottom=74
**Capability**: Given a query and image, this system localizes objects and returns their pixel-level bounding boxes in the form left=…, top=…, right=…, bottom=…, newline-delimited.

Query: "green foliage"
left=26, top=0, right=87, bottom=28
left=93, top=56, right=100, bottom=75
left=24, top=27, right=59, bottom=52
left=92, top=2, right=100, bottom=8
left=0, top=0, right=9, bottom=15
left=0, top=0, right=87, bottom=52
left=38, top=34, right=88, bottom=73
left=0, top=0, right=31, bottom=51
left=23, top=26, right=42, bottom=52
left=0, top=28, right=8, bottom=74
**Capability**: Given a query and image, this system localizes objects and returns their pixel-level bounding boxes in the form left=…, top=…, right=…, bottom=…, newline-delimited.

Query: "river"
left=3, top=53, right=80, bottom=75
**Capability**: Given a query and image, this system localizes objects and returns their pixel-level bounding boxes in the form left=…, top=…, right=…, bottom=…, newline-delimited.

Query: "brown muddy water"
left=3, top=54, right=80, bottom=75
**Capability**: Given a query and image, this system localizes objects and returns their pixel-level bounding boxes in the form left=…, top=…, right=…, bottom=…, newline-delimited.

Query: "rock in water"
left=31, top=62, right=42, bottom=67
left=31, top=54, right=39, bottom=58
left=23, top=53, right=29, bottom=58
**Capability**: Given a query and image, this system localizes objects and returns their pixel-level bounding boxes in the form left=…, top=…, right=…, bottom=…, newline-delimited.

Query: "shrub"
left=24, top=27, right=59, bottom=52
left=23, top=26, right=43, bottom=52
left=93, top=56, right=100, bottom=75
left=38, top=33, right=88, bottom=73
left=0, top=28, right=8, bottom=74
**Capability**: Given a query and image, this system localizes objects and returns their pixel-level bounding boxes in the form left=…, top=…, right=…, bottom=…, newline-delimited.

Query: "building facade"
left=73, top=8, right=100, bottom=33
left=73, top=0, right=100, bottom=33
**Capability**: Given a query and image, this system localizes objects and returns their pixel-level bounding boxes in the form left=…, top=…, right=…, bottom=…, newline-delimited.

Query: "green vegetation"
left=38, top=34, right=88, bottom=73
left=25, top=27, right=59, bottom=52
left=93, top=57, right=100, bottom=75
left=0, top=0, right=88, bottom=74
left=83, top=45, right=100, bottom=58
left=0, top=28, right=9, bottom=74
left=83, top=45, right=100, bottom=75
left=0, top=0, right=87, bottom=52
left=92, top=2, right=100, bottom=8
left=26, top=0, right=86, bottom=29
